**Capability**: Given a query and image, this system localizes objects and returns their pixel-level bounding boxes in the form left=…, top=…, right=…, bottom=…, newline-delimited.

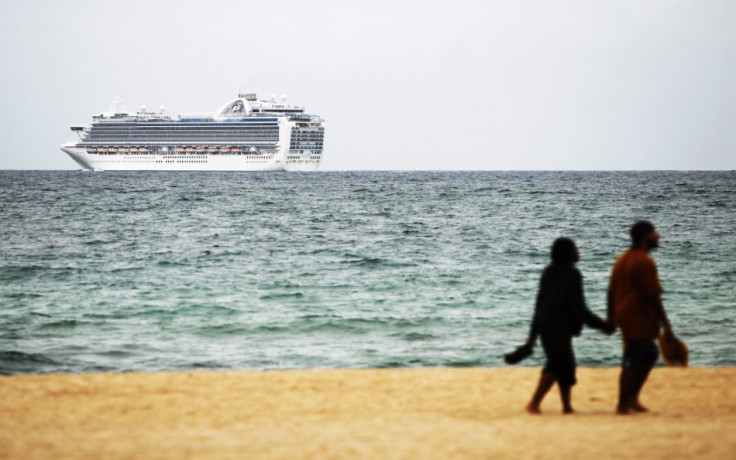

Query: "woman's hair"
left=551, top=237, right=576, bottom=264
left=630, top=220, right=655, bottom=247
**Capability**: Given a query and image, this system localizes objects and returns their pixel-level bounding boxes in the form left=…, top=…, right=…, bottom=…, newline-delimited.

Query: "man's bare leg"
left=628, top=363, right=654, bottom=412
left=618, top=363, right=654, bottom=414
left=616, top=367, right=635, bottom=414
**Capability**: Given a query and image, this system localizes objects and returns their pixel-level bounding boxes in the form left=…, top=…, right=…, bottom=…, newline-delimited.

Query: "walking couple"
left=522, top=220, right=679, bottom=415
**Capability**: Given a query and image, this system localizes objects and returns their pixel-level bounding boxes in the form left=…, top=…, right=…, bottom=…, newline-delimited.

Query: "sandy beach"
left=1, top=367, right=734, bottom=459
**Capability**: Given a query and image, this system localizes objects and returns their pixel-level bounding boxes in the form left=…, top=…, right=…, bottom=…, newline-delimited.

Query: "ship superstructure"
left=61, top=93, right=325, bottom=171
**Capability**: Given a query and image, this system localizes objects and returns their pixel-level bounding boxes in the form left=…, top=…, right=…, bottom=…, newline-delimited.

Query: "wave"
left=39, top=319, right=88, bottom=330
left=195, top=323, right=251, bottom=337
left=340, top=254, right=416, bottom=269
left=444, top=358, right=485, bottom=367
left=281, top=315, right=392, bottom=335
left=342, top=256, right=387, bottom=267
left=376, top=357, right=437, bottom=368
left=260, top=292, right=305, bottom=300
left=0, top=265, right=46, bottom=282
left=3, top=292, right=44, bottom=300
left=0, top=350, right=60, bottom=375
left=390, top=332, right=439, bottom=342
left=0, top=265, right=84, bottom=282
left=83, top=239, right=114, bottom=246
left=156, top=260, right=189, bottom=267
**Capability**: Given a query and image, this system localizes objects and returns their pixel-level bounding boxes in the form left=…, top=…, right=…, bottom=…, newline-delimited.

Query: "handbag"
left=658, top=333, right=688, bottom=367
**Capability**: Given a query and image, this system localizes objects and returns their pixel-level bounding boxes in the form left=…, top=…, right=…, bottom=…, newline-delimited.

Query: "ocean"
left=1, top=170, right=734, bottom=374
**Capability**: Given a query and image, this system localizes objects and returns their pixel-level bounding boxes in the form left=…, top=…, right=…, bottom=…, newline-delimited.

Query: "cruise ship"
left=61, top=93, right=326, bottom=171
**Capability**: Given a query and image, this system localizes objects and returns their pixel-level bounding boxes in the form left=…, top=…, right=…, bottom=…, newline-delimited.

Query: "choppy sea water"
left=1, top=170, right=734, bottom=374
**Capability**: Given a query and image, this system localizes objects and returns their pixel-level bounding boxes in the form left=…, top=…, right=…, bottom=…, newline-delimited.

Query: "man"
left=607, top=221, right=674, bottom=414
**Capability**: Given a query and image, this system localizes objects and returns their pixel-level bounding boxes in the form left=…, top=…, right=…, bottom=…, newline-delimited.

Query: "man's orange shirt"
left=608, top=249, right=664, bottom=340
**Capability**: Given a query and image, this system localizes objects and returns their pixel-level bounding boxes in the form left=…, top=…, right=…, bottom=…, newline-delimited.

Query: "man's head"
left=551, top=237, right=579, bottom=264
left=630, top=220, right=659, bottom=250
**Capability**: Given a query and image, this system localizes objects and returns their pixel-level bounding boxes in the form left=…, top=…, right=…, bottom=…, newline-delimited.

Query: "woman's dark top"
left=530, top=263, right=607, bottom=338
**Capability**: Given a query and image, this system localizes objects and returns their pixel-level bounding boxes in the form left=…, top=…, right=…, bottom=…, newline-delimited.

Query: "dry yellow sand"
left=1, top=367, right=734, bottom=460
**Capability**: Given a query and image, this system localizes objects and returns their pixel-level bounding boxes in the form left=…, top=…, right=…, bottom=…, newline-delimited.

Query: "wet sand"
left=1, top=367, right=734, bottom=459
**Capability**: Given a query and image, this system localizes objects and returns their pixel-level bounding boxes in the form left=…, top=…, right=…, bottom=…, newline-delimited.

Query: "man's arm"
left=606, top=260, right=618, bottom=327
left=642, top=256, right=672, bottom=336
left=570, top=271, right=609, bottom=332
left=606, top=288, right=615, bottom=324
left=652, top=294, right=673, bottom=338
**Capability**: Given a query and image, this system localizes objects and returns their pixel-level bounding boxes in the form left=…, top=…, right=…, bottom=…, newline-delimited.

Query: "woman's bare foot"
left=617, top=401, right=648, bottom=414
left=616, top=405, right=630, bottom=415
left=526, top=403, right=541, bottom=415
left=629, top=401, right=649, bottom=413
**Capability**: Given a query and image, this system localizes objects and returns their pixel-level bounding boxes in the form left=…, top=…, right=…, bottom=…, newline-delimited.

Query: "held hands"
left=602, top=320, right=616, bottom=336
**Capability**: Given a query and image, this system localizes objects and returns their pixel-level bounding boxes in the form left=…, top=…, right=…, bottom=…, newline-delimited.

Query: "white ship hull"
left=61, top=146, right=321, bottom=172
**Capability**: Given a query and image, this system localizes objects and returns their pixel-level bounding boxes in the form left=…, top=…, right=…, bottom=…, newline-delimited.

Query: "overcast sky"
left=1, top=0, right=734, bottom=170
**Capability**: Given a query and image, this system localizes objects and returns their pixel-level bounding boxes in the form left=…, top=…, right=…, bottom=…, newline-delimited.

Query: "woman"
left=525, top=237, right=613, bottom=414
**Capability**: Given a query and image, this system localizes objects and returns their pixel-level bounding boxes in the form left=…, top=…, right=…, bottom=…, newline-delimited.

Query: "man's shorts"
left=623, top=339, right=659, bottom=368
